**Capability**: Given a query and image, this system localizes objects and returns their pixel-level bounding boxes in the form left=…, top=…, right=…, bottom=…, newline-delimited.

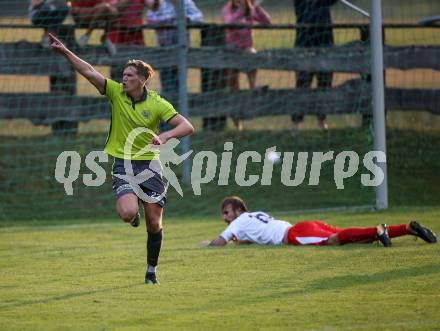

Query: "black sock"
left=147, top=229, right=163, bottom=270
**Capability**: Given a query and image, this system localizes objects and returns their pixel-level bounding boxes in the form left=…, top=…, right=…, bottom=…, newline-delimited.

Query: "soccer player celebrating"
left=202, top=196, right=437, bottom=247
left=49, top=33, right=194, bottom=284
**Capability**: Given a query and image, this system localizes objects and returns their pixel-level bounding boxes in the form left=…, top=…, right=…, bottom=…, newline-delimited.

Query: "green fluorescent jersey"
left=103, top=79, right=178, bottom=160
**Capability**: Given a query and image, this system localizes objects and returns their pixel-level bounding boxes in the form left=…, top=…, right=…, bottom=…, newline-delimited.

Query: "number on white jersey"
left=250, top=212, right=272, bottom=224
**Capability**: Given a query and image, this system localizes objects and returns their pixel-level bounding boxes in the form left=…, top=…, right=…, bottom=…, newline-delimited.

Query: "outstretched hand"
left=47, top=32, right=67, bottom=54
left=199, top=240, right=211, bottom=247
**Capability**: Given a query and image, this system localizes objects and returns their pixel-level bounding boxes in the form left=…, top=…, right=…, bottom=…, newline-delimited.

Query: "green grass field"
left=1, top=207, right=439, bottom=330
left=1, top=3, right=440, bottom=328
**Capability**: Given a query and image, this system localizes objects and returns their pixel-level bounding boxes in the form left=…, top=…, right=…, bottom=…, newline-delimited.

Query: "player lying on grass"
left=201, top=196, right=437, bottom=247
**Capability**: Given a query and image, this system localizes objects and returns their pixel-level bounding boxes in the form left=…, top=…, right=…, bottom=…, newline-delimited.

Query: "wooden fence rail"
left=1, top=42, right=440, bottom=73
left=1, top=80, right=438, bottom=125
left=0, top=23, right=439, bottom=131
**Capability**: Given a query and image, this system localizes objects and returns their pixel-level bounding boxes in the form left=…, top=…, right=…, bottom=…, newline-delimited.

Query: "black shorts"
left=112, top=157, right=166, bottom=207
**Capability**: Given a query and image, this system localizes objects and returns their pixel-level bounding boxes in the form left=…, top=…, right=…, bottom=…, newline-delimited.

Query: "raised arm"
left=48, top=33, right=106, bottom=94
left=251, top=5, right=272, bottom=25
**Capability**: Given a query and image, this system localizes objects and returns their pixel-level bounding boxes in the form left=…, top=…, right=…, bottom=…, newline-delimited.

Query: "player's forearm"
left=208, top=237, right=227, bottom=246
left=60, top=48, right=97, bottom=81
left=173, top=122, right=194, bottom=138
left=165, top=120, right=194, bottom=140
left=50, top=33, right=105, bottom=94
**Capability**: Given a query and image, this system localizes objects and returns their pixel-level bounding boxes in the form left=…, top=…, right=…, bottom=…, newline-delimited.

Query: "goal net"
left=0, top=0, right=439, bottom=220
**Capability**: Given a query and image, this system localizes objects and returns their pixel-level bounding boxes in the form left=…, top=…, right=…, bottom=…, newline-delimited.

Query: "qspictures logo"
left=54, top=128, right=386, bottom=201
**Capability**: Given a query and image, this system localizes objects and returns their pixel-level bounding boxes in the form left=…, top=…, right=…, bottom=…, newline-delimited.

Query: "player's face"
left=221, top=204, right=239, bottom=224
left=122, top=66, right=145, bottom=93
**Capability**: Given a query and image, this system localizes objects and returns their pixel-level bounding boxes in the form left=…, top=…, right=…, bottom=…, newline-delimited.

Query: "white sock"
left=147, top=265, right=157, bottom=274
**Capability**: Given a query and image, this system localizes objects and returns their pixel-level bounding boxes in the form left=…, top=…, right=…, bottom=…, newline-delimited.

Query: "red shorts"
left=286, top=221, right=342, bottom=246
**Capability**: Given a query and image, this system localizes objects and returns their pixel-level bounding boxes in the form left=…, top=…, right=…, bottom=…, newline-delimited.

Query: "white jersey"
left=220, top=212, right=292, bottom=245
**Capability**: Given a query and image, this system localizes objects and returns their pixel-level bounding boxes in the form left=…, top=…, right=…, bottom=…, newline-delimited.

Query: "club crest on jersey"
left=142, top=110, right=150, bottom=119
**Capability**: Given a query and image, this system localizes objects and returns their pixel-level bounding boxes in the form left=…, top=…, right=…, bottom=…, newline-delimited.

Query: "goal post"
left=369, top=0, right=388, bottom=210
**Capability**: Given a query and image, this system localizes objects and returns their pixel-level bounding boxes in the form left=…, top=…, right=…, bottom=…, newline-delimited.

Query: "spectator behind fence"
left=70, top=0, right=118, bottom=55
left=292, top=0, right=339, bottom=131
left=147, top=0, right=203, bottom=132
left=107, top=0, right=152, bottom=79
left=107, top=0, right=150, bottom=47
left=222, top=0, right=272, bottom=131
left=29, top=0, right=69, bottom=48
left=146, top=0, right=203, bottom=100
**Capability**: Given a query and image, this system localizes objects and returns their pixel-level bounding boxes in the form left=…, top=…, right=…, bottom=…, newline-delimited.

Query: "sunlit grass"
left=0, top=207, right=439, bottom=330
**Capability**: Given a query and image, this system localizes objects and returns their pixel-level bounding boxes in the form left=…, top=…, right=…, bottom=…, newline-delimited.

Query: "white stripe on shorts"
left=296, top=236, right=328, bottom=245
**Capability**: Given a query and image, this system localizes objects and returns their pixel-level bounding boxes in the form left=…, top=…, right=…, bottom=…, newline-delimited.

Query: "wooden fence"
left=0, top=23, right=439, bottom=132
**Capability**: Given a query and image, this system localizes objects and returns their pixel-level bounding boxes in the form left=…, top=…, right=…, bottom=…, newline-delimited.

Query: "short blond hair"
left=124, top=59, right=155, bottom=81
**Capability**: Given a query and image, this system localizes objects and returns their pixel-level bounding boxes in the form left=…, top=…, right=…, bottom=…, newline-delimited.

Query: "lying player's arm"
left=200, top=237, right=227, bottom=247
left=236, top=240, right=253, bottom=244
left=48, top=33, right=106, bottom=94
